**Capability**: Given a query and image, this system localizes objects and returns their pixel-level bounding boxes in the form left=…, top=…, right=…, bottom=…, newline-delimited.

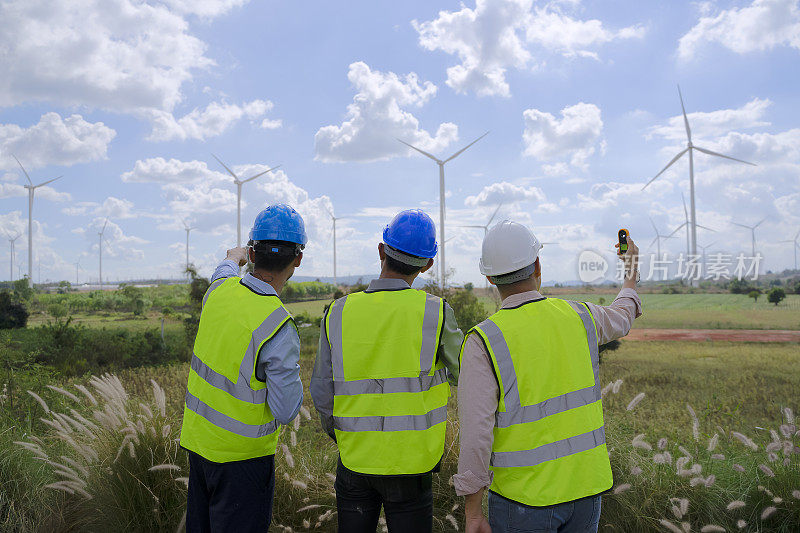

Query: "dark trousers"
left=186, top=450, right=275, bottom=533
left=335, top=459, right=433, bottom=533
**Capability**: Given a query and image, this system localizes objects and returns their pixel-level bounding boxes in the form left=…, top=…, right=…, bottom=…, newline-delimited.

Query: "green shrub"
left=0, top=292, right=28, bottom=329
left=768, top=288, right=786, bottom=306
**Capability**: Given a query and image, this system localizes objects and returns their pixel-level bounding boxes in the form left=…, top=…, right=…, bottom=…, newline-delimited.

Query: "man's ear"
left=378, top=242, right=386, bottom=261
left=419, top=258, right=434, bottom=274
left=533, top=257, right=541, bottom=277
left=248, top=247, right=255, bottom=264
left=294, top=252, right=303, bottom=268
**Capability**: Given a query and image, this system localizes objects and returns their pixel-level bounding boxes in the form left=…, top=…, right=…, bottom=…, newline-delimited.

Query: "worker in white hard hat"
left=454, top=221, right=642, bottom=533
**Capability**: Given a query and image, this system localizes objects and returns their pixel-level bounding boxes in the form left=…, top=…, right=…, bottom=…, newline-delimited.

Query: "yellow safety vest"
left=325, top=288, right=448, bottom=475
left=466, top=298, right=612, bottom=506
left=180, top=276, right=293, bottom=463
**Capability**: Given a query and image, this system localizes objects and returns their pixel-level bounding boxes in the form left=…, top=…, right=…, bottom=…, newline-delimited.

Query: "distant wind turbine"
left=75, top=257, right=82, bottom=285
left=325, top=208, right=347, bottom=287
left=732, top=219, right=765, bottom=256
left=182, top=219, right=195, bottom=276
left=212, top=154, right=281, bottom=247
left=668, top=192, right=715, bottom=256
left=698, top=241, right=716, bottom=276
left=13, top=155, right=63, bottom=287
left=98, top=218, right=109, bottom=287
left=779, top=228, right=800, bottom=271
left=3, top=230, right=21, bottom=281
left=642, top=87, right=755, bottom=260
left=650, top=217, right=677, bottom=259
left=459, top=203, right=503, bottom=237
left=397, top=132, right=489, bottom=288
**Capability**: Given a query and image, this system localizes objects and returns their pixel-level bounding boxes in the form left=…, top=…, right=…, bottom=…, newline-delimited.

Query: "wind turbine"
left=779, top=229, right=800, bottom=271
left=3, top=230, right=21, bottom=281
left=397, top=132, right=489, bottom=288
left=212, top=154, right=281, bottom=248
left=13, top=155, right=63, bottom=287
left=642, top=87, right=755, bottom=260
left=325, top=208, right=347, bottom=287
left=668, top=192, right=715, bottom=256
left=732, top=218, right=765, bottom=256
left=98, top=218, right=109, bottom=288
left=74, top=257, right=82, bottom=285
left=698, top=241, right=716, bottom=276
left=182, top=219, right=195, bottom=275
left=649, top=217, right=677, bottom=259
left=459, top=203, right=503, bottom=238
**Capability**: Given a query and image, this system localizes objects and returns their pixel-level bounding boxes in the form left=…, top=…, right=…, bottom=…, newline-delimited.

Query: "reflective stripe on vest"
left=185, top=391, right=278, bottom=439
left=325, top=288, right=449, bottom=475
left=472, top=298, right=612, bottom=506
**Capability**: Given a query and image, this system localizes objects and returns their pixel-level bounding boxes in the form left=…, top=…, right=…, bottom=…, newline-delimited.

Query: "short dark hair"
left=253, top=240, right=299, bottom=272
left=385, top=255, right=424, bottom=276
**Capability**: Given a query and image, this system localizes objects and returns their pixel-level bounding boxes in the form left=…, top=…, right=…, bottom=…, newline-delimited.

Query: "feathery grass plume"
left=760, top=506, right=776, bottom=520
left=700, top=526, right=725, bottom=532
left=678, top=446, right=693, bottom=458
left=600, top=381, right=613, bottom=398
left=779, top=424, right=794, bottom=438
left=445, top=514, right=459, bottom=530
left=626, top=392, right=645, bottom=411
left=767, top=452, right=778, bottom=462
left=613, top=483, right=631, bottom=494
left=711, top=454, right=725, bottom=460
left=632, top=434, right=652, bottom=450
left=74, top=383, right=98, bottom=405
left=44, top=481, right=75, bottom=495
left=676, top=457, right=690, bottom=471
left=302, top=519, right=310, bottom=528
left=731, top=431, right=758, bottom=450
left=150, top=379, right=166, bottom=417
left=784, top=407, right=795, bottom=425
left=690, top=476, right=704, bottom=487
left=732, top=463, right=745, bottom=472
left=727, top=500, right=746, bottom=511
left=681, top=522, right=691, bottom=533
left=47, top=385, right=81, bottom=403
left=291, top=479, right=308, bottom=490
left=630, top=466, right=642, bottom=476
left=149, top=464, right=181, bottom=472
left=765, top=441, right=780, bottom=452
left=658, top=437, right=668, bottom=450
left=15, top=440, right=48, bottom=460
left=793, top=490, right=800, bottom=499
left=758, top=464, right=775, bottom=477
left=176, top=477, right=189, bottom=487
left=736, top=519, right=746, bottom=529
left=139, top=403, right=154, bottom=419
left=703, top=475, right=715, bottom=487
left=299, top=406, right=311, bottom=420
left=659, top=519, right=683, bottom=533
left=293, top=416, right=301, bottom=431
left=612, top=379, right=623, bottom=394
left=290, top=431, right=297, bottom=447
left=296, top=504, right=321, bottom=513
left=27, top=390, right=50, bottom=413
left=653, top=453, right=668, bottom=465
left=707, top=433, right=718, bottom=452
left=325, top=473, right=336, bottom=482
left=70, top=408, right=100, bottom=433
left=773, top=497, right=782, bottom=504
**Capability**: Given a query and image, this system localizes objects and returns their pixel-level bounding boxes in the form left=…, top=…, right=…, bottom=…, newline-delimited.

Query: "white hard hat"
left=479, top=220, right=542, bottom=277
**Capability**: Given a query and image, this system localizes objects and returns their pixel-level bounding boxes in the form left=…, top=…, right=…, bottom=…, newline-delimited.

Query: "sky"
left=1, top=0, right=799, bottom=285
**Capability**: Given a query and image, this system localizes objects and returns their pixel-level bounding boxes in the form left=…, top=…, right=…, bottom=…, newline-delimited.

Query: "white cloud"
left=522, top=102, right=603, bottom=169
left=678, top=0, right=800, bottom=60
left=121, top=158, right=222, bottom=184
left=464, top=181, right=546, bottom=207
left=649, top=98, right=772, bottom=141
left=77, top=218, right=147, bottom=262
left=146, top=99, right=281, bottom=141
left=0, top=0, right=217, bottom=113
left=0, top=181, right=71, bottom=202
left=0, top=113, right=116, bottom=170
left=162, top=0, right=248, bottom=18
left=314, top=62, right=458, bottom=162
left=413, top=0, right=644, bottom=97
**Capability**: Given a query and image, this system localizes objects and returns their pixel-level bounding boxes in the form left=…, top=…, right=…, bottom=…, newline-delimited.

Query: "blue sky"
left=1, top=0, right=799, bottom=285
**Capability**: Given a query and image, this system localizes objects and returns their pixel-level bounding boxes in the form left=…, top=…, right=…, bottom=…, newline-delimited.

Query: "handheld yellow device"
left=618, top=229, right=630, bottom=254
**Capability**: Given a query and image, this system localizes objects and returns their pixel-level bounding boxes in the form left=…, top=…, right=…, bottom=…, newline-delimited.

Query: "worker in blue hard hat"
left=180, top=204, right=307, bottom=533
left=311, top=209, right=464, bottom=533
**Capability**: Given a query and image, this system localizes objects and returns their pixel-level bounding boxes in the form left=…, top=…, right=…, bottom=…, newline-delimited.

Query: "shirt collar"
left=365, top=278, right=411, bottom=292
left=241, top=273, right=278, bottom=296
left=501, top=289, right=545, bottom=309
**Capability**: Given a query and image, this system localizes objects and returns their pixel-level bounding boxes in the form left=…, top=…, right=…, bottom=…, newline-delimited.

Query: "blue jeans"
left=488, top=492, right=602, bottom=533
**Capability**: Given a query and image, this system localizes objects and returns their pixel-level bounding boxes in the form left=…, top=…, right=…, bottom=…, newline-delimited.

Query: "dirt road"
left=625, top=329, right=800, bottom=342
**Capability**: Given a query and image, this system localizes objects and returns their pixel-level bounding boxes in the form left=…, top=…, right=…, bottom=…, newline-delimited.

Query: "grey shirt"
left=310, top=278, right=464, bottom=439
left=210, top=260, right=303, bottom=425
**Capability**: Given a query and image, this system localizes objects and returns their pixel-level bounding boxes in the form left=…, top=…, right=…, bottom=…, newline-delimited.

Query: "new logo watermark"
left=577, top=250, right=609, bottom=283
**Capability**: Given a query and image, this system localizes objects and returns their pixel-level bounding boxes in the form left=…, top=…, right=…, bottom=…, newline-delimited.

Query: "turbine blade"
left=649, top=236, right=658, bottom=249
left=668, top=222, right=686, bottom=237
left=649, top=216, right=658, bottom=234
left=486, top=202, right=502, bottom=227
left=681, top=191, right=688, bottom=220
left=692, top=145, right=756, bottom=166
left=101, top=217, right=108, bottom=234
left=397, top=139, right=440, bottom=162
left=36, top=175, right=62, bottom=187
left=731, top=222, right=750, bottom=229
left=458, top=225, right=486, bottom=229
left=443, top=131, right=489, bottom=163
left=642, top=148, right=689, bottom=190
left=753, top=218, right=766, bottom=229
left=795, top=229, right=800, bottom=241
left=696, top=224, right=716, bottom=232
left=241, top=165, right=280, bottom=183
left=13, top=155, right=33, bottom=185
left=677, top=85, right=692, bottom=143
left=211, top=154, right=239, bottom=181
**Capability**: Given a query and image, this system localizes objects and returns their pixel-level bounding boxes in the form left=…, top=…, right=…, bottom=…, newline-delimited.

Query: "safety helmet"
left=382, top=210, right=438, bottom=264
left=479, top=220, right=541, bottom=278
left=249, top=204, right=307, bottom=246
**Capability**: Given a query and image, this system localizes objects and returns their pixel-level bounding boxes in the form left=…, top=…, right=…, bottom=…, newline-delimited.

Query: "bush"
left=0, top=292, right=28, bottom=329
left=748, top=290, right=761, bottom=303
left=767, top=287, right=786, bottom=306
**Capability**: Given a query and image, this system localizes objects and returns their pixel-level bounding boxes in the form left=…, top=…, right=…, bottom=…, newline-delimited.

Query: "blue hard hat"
left=249, top=204, right=307, bottom=246
left=383, top=209, right=438, bottom=259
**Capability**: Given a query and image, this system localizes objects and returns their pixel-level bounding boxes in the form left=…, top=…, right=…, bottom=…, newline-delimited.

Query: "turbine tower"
left=212, top=155, right=280, bottom=247
left=325, top=208, right=346, bottom=287
left=668, top=192, right=715, bottom=256
left=397, top=132, right=489, bottom=288
left=459, top=203, right=503, bottom=288
left=98, top=218, right=109, bottom=288
left=779, top=229, right=800, bottom=271
left=649, top=217, right=677, bottom=259
left=698, top=241, right=716, bottom=277
left=182, top=219, right=195, bottom=275
left=642, top=87, right=755, bottom=260
left=732, top=219, right=765, bottom=256
left=4, top=230, right=21, bottom=281
left=75, top=257, right=81, bottom=285
left=13, top=155, right=63, bottom=287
